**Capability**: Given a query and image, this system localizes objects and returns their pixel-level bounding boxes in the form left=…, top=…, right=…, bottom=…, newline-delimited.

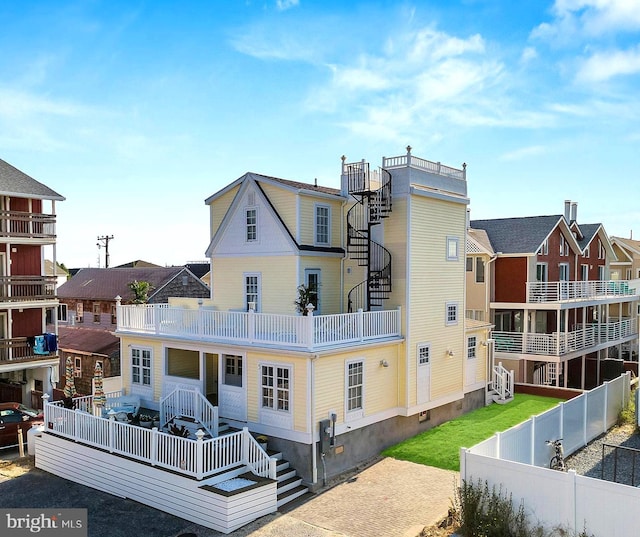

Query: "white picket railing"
left=117, top=303, right=402, bottom=350
left=527, top=280, right=637, bottom=302
left=43, top=397, right=274, bottom=480
left=493, top=318, right=637, bottom=357
left=160, top=388, right=219, bottom=437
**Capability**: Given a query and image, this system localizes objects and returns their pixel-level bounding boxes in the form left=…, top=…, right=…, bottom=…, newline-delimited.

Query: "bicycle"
left=546, top=438, right=567, bottom=471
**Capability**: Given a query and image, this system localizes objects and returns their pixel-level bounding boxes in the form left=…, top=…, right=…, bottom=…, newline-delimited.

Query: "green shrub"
left=452, top=479, right=595, bottom=537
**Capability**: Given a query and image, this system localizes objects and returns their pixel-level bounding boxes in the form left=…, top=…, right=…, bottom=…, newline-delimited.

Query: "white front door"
left=218, top=354, right=247, bottom=421
left=465, top=336, right=478, bottom=386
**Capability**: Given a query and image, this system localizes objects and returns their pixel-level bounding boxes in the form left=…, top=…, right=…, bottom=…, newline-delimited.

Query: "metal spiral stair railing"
left=345, top=164, right=392, bottom=312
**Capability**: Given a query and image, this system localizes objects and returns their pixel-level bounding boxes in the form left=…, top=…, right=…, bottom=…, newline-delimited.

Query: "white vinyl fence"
left=461, top=373, right=633, bottom=537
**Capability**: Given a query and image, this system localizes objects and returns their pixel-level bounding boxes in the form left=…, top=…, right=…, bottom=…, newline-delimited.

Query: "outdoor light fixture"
left=447, top=349, right=455, bottom=357
left=379, top=359, right=389, bottom=368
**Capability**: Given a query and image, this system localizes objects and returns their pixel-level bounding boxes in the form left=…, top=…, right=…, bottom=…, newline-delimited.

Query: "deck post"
left=357, top=308, right=364, bottom=342
left=151, top=427, right=158, bottom=466
left=196, top=429, right=205, bottom=479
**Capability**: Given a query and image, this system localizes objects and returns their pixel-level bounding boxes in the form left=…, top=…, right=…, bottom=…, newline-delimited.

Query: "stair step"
left=277, top=475, right=302, bottom=494
left=277, top=485, right=308, bottom=509
left=277, top=467, right=296, bottom=482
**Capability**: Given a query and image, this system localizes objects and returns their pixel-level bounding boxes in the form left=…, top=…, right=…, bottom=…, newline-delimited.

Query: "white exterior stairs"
left=272, top=451, right=309, bottom=509
left=488, top=362, right=515, bottom=405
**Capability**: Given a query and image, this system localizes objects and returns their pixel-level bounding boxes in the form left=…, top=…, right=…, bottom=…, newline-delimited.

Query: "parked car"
left=0, top=402, right=44, bottom=447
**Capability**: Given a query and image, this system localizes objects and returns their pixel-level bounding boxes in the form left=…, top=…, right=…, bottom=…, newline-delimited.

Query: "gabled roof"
left=470, top=215, right=567, bottom=254
left=57, top=267, right=206, bottom=302
left=114, top=260, right=161, bottom=268
left=205, top=172, right=342, bottom=205
left=467, top=228, right=494, bottom=256
left=612, top=236, right=640, bottom=257
left=575, top=223, right=602, bottom=252
left=58, top=326, right=119, bottom=357
left=44, top=259, right=68, bottom=278
left=0, top=158, right=65, bottom=201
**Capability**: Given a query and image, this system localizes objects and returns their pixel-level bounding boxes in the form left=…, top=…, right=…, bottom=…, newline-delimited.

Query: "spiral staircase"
left=345, top=161, right=393, bottom=312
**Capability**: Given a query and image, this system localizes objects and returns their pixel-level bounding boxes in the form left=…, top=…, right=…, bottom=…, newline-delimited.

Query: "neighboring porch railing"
left=0, top=337, right=57, bottom=363
left=0, top=210, right=56, bottom=239
left=160, top=388, right=219, bottom=437
left=0, top=276, right=57, bottom=301
left=492, top=362, right=514, bottom=401
left=526, top=280, right=637, bottom=303
left=43, top=396, right=275, bottom=481
left=117, top=303, right=402, bottom=350
left=493, top=319, right=638, bottom=357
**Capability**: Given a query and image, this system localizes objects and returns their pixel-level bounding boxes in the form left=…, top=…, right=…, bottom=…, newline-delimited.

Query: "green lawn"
left=382, top=394, right=563, bottom=471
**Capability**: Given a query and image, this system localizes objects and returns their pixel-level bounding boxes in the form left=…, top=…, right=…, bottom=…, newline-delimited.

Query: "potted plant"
left=256, top=434, right=268, bottom=451
left=293, top=284, right=316, bottom=315
left=152, top=415, right=161, bottom=428
left=137, top=414, right=154, bottom=428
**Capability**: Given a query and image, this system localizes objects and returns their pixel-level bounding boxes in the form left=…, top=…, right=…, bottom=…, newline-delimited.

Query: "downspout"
left=311, top=352, right=318, bottom=485
left=486, top=254, right=498, bottom=399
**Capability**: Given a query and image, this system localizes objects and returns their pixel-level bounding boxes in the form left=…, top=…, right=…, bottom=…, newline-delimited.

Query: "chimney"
left=564, top=200, right=571, bottom=222
left=570, top=202, right=577, bottom=222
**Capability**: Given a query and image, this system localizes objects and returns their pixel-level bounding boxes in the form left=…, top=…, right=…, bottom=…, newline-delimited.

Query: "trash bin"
left=27, top=424, right=45, bottom=456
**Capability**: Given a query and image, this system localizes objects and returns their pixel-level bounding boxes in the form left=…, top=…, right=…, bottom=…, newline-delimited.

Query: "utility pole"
left=96, top=235, right=114, bottom=268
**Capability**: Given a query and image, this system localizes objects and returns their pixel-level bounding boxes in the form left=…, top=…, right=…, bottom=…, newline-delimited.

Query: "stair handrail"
left=160, top=388, right=219, bottom=437
left=243, top=428, right=277, bottom=479
left=493, top=362, right=514, bottom=401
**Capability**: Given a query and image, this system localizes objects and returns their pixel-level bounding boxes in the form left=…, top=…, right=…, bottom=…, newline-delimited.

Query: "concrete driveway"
left=0, top=452, right=457, bottom=537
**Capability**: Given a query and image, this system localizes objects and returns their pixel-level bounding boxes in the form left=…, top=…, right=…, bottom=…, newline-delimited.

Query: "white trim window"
left=559, top=235, right=569, bottom=256
left=315, top=204, right=330, bottom=245
left=466, top=257, right=473, bottom=272
left=540, top=238, right=549, bottom=255
left=536, top=263, right=548, bottom=282
left=58, top=304, right=68, bottom=322
left=445, top=302, right=459, bottom=326
left=261, top=364, right=291, bottom=412
left=467, top=337, right=477, bottom=360
left=598, top=265, right=606, bottom=281
left=345, top=359, right=364, bottom=418
left=581, top=264, right=589, bottom=281
left=475, top=257, right=485, bottom=283
left=598, top=239, right=605, bottom=260
left=74, top=357, right=82, bottom=378
left=131, top=347, right=152, bottom=387
left=244, top=273, right=260, bottom=311
left=246, top=208, right=257, bottom=242
left=559, top=263, right=570, bottom=281
left=584, top=245, right=590, bottom=258
left=446, top=237, right=459, bottom=261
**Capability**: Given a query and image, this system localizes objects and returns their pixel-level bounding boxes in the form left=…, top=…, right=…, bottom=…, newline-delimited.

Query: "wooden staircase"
left=271, top=450, right=309, bottom=509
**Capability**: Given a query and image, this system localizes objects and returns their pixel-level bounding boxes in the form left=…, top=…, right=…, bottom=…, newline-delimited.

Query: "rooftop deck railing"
left=526, top=280, right=637, bottom=303
left=493, top=318, right=638, bottom=357
left=0, top=210, right=56, bottom=239
left=117, top=304, right=402, bottom=350
left=0, top=276, right=57, bottom=301
left=43, top=395, right=276, bottom=481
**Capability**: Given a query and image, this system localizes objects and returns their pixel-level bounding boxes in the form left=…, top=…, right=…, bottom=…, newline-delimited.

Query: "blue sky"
left=1, top=0, right=639, bottom=268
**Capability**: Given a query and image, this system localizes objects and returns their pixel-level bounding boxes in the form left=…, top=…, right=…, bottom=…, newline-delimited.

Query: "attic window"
left=246, top=208, right=257, bottom=242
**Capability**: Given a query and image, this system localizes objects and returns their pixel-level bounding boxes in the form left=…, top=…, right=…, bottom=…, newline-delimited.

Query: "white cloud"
left=499, top=145, right=547, bottom=161
left=276, top=0, right=299, bottom=11
left=520, top=47, right=538, bottom=64
left=532, top=0, right=640, bottom=43
left=0, top=88, right=85, bottom=119
left=576, top=45, right=640, bottom=81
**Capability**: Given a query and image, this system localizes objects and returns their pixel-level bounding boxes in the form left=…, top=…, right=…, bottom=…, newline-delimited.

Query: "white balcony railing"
left=117, top=304, right=402, bottom=350
left=493, top=319, right=638, bottom=357
left=526, top=280, right=637, bottom=303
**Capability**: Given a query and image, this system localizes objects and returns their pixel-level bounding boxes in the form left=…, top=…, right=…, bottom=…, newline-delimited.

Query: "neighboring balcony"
left=0, top=276, right=57, bottom=302
left=493, top=318, right=638, bottom=358
left=0, top=210, right=56, bottom=240
left=526, top=280, right=637, bottom=303
left=0, top=337, right=58, bottom=364
left=117, top=304, right=402, bottom=351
